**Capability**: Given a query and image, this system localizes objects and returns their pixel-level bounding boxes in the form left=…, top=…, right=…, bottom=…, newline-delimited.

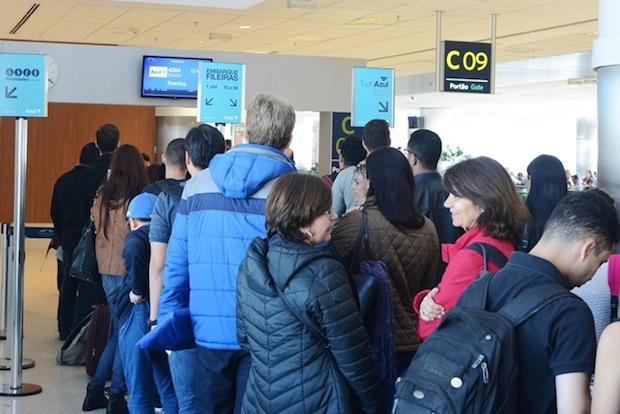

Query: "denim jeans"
left=119, top=302, right=178, bottom=414
left=88, top=274, right=125, bottom=394
left=169, top=348, right=197, bottom=414
left=195, top=347, right=250, bottom=414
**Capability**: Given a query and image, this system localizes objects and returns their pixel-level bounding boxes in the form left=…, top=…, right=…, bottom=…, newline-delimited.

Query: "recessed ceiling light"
left=239, top=25, right=251, bottom=29
left=347, top=16, right=398, bottom=25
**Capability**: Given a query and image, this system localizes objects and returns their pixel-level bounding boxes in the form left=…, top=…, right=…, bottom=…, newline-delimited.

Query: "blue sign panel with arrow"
left=0, top=53, right=47, bottom=118
left=198, top=62, right=245, bottom=124
left=351, top=67, right=394, bottom=127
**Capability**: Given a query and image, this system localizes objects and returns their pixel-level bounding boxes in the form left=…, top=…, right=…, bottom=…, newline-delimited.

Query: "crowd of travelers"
left=50, top=92, right=620, bottom=414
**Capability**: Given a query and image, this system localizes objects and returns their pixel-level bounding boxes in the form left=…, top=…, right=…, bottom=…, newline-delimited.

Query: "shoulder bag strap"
left=269, top=275, right=329, bottom=348
left=349, top=210, right=369, bottom=272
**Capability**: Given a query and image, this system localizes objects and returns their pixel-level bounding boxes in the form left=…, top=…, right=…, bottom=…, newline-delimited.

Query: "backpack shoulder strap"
left=458, top=270, right=495, bottom=310
left=465, top=242, right=508, bottom=271
left=498, top=283, right=572, bottom=326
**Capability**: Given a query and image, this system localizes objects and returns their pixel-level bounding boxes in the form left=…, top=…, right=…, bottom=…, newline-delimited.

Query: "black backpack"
left=393, top=253, right=572, bottom=414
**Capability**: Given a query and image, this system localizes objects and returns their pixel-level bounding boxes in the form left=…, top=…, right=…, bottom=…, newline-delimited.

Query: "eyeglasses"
left=403, top=148, right=417, bottom=158
left=355, top=163, right=368, bottom=179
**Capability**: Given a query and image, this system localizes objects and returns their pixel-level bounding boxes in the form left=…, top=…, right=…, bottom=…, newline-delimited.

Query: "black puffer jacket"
left=237, top=235, right=384, bottom=414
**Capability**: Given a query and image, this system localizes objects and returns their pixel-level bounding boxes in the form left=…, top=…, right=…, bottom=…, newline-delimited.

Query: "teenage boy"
left=116, top=193, right=177, bottom=414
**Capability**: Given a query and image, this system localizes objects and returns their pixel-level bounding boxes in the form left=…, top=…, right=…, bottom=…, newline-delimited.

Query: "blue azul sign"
left=351, top=67, right=394, bottom=127
left=0, top=54, right=47, bottom=118
left=198, top=62, right=245, bottom=123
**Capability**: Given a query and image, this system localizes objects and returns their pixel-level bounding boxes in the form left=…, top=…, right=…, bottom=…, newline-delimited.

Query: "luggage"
left=57, top=310, right=92, bottom=366
left=85, top=304, right=111, bottom=376
left=393, top=273, right=572, bottom=414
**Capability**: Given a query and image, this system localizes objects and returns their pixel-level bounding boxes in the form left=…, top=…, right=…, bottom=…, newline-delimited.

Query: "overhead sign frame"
left=0, top=53, right=48, bottom=118
left=440, top=41, right=493, bottom=94
left=351, top=66, right=394, bottom=128
left=197, top=61, right=245, bottom=124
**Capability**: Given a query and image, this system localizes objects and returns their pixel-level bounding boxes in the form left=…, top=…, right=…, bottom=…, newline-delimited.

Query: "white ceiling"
left=1, top=0, right=598, bottom=79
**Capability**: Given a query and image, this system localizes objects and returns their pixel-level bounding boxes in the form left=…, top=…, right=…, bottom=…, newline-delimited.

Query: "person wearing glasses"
left=405, top=129, right=462, bottom=283
left=331, top=119, right=390, bottom=218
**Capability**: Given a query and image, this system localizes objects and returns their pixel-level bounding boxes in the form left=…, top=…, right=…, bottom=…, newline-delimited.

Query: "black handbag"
left=349, top=210, right=381, bottom=321
left=69, top=219, right=101, bottom=285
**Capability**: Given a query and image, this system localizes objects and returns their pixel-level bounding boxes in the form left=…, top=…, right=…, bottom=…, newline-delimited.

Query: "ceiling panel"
left=0, top=0, right=600, bottom=80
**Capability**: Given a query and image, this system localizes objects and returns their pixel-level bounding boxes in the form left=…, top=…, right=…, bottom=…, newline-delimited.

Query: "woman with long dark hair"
left=523, top=154, right=568, bottom=251
left=331, top=147, right=440, bottom=410
left=83, top=144, right=148, bottom=413
left=414, top=156, right=530, bottom=340
left=237, top=173, right=383, bottom=414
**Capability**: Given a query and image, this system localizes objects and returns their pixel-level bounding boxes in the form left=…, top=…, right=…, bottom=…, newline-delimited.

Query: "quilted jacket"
left=331, top=199, right=439, bottom=353
left=237, top=235, right=384, bottom=414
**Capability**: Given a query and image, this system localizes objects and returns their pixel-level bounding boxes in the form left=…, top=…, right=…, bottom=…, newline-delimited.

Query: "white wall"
left=0, top=41, right=364, bottom=112
left=391, top=87, right=598, bottom=178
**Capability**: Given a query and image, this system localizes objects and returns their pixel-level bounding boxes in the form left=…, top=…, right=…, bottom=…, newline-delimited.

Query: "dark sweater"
left=50, top=164, right=88, bottom=252
left=115, top=225, right=150, bottom=325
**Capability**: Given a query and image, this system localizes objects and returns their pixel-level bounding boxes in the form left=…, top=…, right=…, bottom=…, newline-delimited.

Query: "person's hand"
left=419, top=288, right=445, bottom=321
left=129, top=291, right=144, bottom=304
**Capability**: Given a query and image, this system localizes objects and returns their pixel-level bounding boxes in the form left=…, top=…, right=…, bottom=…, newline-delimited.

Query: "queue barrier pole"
left=0, top=118, right=42, bottom=396
left=0, top=223, right=35, bottom=371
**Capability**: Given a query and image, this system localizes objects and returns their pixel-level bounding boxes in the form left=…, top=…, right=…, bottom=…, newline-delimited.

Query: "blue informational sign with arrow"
left=351, top=67, right=394, bottom=127
left=198, top=62, right=245, bottom=123
left=0, top=53, right=47, bottom=118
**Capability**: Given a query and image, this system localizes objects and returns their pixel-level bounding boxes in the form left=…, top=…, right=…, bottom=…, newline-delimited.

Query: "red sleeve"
left=417, top=249, right=484, bottom=340
left=413, top=289, right=430, bottom=314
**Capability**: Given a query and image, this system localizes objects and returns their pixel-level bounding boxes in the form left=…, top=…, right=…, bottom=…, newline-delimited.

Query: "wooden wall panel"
left=0, top=103, right=156, bottom=223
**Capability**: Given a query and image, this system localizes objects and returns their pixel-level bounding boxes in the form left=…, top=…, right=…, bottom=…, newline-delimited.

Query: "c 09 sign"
left=441, top=41, right=492, bottom=94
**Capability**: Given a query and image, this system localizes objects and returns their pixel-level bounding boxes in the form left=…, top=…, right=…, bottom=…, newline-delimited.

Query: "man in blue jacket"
left=159, top=92, right=297, bottom=414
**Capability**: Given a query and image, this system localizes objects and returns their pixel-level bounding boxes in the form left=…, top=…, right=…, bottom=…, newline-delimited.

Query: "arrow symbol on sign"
left=5, top=87, right=17, bottom=99
left=378, top=101, right=389, bottom=112
left=230, top=99, right=237, bottom=107
left=380, top=76, right=387, bottom=81
left=205, top=98, right=213, bottom=106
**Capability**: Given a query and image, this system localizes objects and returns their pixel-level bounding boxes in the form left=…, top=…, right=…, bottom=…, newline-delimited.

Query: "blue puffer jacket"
left=158, top=144, right=296, bottom=350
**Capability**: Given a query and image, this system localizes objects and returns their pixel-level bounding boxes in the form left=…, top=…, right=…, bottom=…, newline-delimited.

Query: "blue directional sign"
left=198, top=62, right=245, bottom=123
left=351, top=67, right=394, bottom=127
left=0, top=53, right=47, bottom=118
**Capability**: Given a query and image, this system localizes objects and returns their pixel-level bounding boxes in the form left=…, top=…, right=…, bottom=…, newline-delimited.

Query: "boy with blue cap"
left=115, top=192, right=178, bottom=414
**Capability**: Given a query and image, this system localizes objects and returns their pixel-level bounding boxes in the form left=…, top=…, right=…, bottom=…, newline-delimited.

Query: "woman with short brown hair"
left=237, top=173, right=383, bottom=414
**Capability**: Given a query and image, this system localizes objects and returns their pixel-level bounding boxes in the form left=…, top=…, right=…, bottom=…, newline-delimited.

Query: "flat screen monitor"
left=141, top=55, right=212, bottom=99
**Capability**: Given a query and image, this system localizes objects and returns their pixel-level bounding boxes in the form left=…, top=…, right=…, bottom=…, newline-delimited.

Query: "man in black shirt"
left=51, top=142, right=99, bottom=339
left=473, top=189, right=620, bottom=413
left=406, top=129, right=461, bottom=283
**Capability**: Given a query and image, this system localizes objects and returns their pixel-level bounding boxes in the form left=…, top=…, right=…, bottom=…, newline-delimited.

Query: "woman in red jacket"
left=413, top=156, right=529, bottom=340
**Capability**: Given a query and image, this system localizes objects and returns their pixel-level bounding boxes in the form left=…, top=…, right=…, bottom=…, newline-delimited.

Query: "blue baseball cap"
left=126, top=193, right=157, bottom=221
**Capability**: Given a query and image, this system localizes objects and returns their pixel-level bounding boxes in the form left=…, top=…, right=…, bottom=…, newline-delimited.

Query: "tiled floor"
left=0, top=236, right=95, bottom=413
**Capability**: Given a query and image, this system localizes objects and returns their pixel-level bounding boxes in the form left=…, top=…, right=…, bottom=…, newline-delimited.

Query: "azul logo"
left=149, top=66, right=168, bottom=78
left=359, top=76, right=389, bottom=88
left=5, top=67, right=41, bottom=77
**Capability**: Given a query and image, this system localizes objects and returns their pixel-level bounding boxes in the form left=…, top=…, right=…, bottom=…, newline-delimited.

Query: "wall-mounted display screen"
left=141, top=55, right=212, bottom=99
